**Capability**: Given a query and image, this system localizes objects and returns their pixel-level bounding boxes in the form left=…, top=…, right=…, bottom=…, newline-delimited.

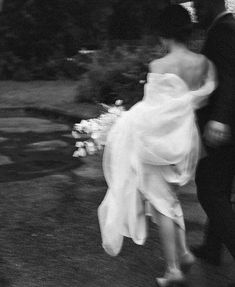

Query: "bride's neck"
left=167, top=41, right=188, bottom=54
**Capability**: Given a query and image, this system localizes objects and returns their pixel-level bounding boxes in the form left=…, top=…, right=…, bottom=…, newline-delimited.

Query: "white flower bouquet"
left=72, top=100, right=125, bottom=157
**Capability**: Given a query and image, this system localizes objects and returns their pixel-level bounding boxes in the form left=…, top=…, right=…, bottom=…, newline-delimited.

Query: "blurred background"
left=0, top=0, right=204, bottom=106
left=0, top=1, right=234, bottom=287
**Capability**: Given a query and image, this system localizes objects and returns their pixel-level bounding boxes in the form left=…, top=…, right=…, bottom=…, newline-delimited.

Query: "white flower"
left=99, top=114, right=107, bottom=120
left=90, top=121, right=100, bottom=131
left=85, top=141, right=97, bottom=155
left=72, top=101, right=125, bottom=157
left=108, top=107, right=118, bottom=114
left=115, top=99, right=123, bottom=106
left=83, top=141, right=90, bottom=147
left=91, top=132, right=100, bottom=140
left=73, top=150, right=80, bottom=157
left=107, top=107, right=124, bottom=116
left=76, top=148, right=87, bottom=157
left=78, top=120, right=91, bottom=133
left=72, top=130, right=81, bottom=139
left=80, top=120, right=87, bottom=126
left=75, top=141, right=85, bottom=148
left=74, top=123, right=83, bottom=132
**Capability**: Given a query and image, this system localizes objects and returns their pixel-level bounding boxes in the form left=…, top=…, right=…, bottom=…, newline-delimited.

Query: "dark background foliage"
left=0, top=0, right=173, bottom=80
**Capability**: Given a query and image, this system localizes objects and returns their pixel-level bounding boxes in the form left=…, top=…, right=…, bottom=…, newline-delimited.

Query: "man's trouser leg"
left=196, top=146, right=235, bottom=259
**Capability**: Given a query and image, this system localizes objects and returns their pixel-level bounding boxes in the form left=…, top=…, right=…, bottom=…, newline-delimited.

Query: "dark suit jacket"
left=197, top=13, right=235, bottom=141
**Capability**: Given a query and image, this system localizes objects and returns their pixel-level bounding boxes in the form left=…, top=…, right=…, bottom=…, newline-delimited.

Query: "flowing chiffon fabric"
left=98, top=72, right=216, bottom=256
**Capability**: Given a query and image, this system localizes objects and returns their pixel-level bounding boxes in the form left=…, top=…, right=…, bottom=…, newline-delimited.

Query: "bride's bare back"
left=150, top=50, right=210, bottom=91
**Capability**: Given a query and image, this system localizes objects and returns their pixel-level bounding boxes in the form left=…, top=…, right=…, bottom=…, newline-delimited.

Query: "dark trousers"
left=195, top=145, right=235, bottom=259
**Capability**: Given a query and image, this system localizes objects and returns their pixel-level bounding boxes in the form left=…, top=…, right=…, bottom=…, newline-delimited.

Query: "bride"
left=98, top=4, right=217, bottom=286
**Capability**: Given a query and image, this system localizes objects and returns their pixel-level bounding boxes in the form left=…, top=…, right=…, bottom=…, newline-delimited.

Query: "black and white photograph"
left=0, top=0, right=235, bottom=286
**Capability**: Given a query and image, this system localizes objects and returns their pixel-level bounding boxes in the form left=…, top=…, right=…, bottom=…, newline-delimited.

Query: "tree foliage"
left=0, top=0, right=170, bottom=79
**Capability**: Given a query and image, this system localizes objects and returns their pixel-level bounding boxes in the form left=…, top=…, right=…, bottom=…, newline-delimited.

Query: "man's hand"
left=204, top=120, right=231, bottom=147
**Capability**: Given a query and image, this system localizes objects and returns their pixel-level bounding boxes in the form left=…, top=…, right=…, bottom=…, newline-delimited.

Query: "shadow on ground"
left=0, top=109, right=82, bottom=182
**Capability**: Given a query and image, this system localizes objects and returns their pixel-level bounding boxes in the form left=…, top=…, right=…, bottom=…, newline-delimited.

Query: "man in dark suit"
left=192, top=0, right=235, bottom=281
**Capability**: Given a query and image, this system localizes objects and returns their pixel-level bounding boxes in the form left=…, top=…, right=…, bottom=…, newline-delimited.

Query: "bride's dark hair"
left=157, top=4, right=193, bottom=43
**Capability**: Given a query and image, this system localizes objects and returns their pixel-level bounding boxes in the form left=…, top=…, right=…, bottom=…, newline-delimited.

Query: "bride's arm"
left=191, top=60, right=217, bottom=109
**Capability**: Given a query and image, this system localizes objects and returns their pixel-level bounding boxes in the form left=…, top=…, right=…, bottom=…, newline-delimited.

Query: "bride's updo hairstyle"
left=157, top=4, right=193, bottom=43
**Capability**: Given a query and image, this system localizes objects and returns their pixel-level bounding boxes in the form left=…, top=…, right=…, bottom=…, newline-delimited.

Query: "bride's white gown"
left=98, top=72, right=216, bottom=256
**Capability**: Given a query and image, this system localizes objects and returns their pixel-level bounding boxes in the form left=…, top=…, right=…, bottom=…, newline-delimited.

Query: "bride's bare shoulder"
left=189, top=53, right=211, bottom=75
left=189, top=52, right=208, bottom=66
left=149, top=57, right=171, bottom=74
left=149, top=53, right=211, bottom=84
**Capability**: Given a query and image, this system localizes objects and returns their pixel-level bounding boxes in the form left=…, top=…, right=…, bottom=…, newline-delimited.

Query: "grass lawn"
left=0, top=80, right=101, bottom=119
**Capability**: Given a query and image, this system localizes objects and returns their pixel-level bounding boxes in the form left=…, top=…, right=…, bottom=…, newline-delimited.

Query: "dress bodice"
left=143, top=73, right=189, bottom=107
left=143, top=72, right=216, bottom=110
left=147, top=72, right=188, bottom=90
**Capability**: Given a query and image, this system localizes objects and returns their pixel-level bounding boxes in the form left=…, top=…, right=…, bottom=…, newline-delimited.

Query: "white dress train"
left=98, top=71, right=216, bottom=257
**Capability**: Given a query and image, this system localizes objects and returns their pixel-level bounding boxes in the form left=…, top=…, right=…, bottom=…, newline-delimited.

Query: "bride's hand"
left=204, top=120, right=231, bottom=147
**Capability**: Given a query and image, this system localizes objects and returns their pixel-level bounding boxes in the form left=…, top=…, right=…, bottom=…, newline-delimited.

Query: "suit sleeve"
left=209, top=24, right=235, bottom=130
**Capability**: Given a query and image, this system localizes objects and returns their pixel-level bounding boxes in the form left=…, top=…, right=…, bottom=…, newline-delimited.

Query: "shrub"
left=0, top=52, right=23, bottom=80
left=0, top=51, right=90, bottom=81
left=75, top=44, right=165, bottom=108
